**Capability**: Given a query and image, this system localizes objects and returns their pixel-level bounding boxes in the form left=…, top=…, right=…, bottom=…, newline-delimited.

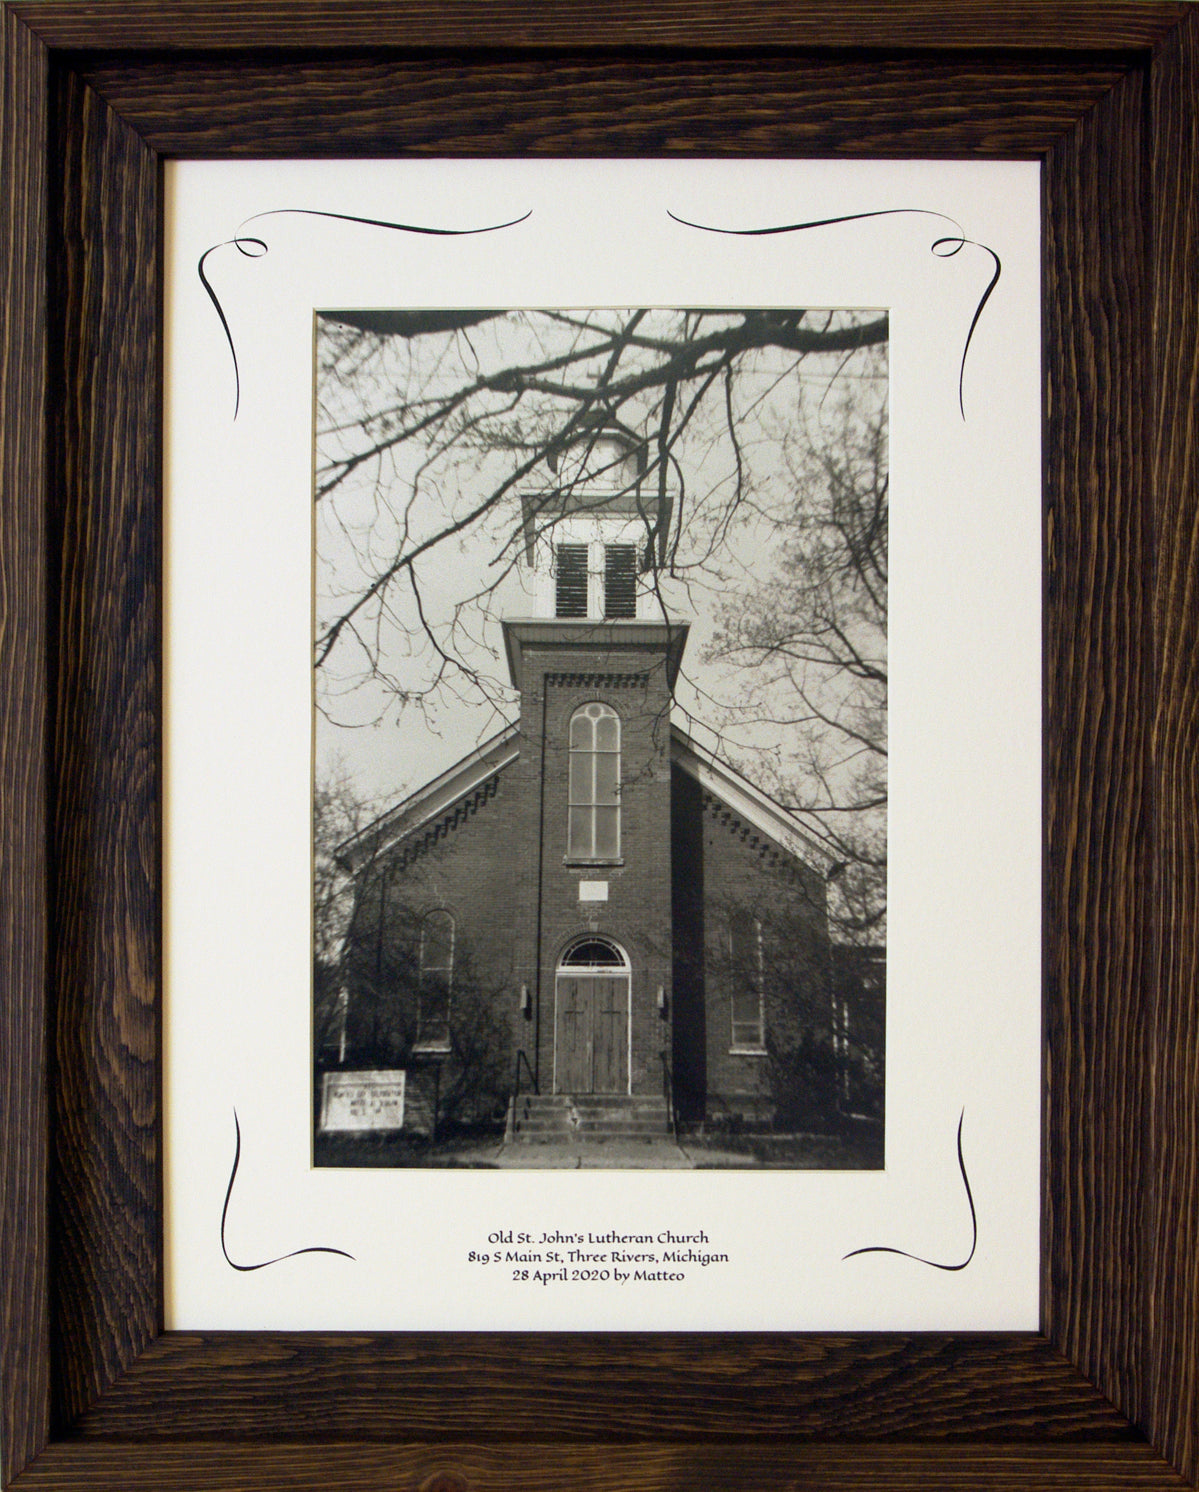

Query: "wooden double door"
left=555, top=973, right=629, bottom=1094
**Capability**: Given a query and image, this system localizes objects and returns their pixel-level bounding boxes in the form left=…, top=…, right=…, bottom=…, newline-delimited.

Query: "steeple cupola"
left=519, top=426, right=669, bottom=621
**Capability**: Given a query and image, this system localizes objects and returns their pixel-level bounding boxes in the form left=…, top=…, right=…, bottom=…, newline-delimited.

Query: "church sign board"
left=319, top=1070, right=406, bottom=1132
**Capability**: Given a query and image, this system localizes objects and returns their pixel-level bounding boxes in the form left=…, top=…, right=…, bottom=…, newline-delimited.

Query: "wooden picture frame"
left=2, top=4, right=1197, bottom=1487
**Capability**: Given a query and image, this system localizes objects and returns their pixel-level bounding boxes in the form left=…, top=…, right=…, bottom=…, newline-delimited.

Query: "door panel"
left=555, top=973, right=629, bottom=1094
left=592, top=976, right=628, bottom=1093
left=556, top=977, right=589, bottom=1092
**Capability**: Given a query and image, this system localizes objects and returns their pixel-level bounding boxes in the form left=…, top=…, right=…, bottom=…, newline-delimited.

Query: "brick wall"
left=336, top=625, right=837, bottom=1131
left=672, top=764, right=832, bottom=1127
left=339, top=765, right=524, bottom=1119
left=507, top=631, right=676, bottom=1098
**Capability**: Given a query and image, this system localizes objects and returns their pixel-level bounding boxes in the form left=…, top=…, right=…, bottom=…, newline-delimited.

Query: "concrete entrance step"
left=493, top=1138, right=695, bottom=1169
left=509, top=1123, right=675, bottom=1141
left=506, top=1093, right=672, bottom=1141
left=514, top=1093, right=667, bottom=1106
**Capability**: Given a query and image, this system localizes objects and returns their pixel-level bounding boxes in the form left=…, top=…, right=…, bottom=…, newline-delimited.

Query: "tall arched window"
left=415, top=909, right=454, bottom=1050
left=729, top=909, right=765, bottom=1052
left=568, top=702, right=620, bottom=860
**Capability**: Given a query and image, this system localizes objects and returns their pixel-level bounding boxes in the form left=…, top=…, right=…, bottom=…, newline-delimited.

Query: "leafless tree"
left=315, top=308, right=886, bottom=725
left=706, top=363, right=887, bottom=939
left=315, top=308, right=887, bottom=935
left=312, top=762, right=389, bottom=1058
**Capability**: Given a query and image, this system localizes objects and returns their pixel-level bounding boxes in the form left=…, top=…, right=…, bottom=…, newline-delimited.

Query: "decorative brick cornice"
left=545, top=671, right=649, bottom=690
left=391, top=774, right=500, bottom=870
left=701, top=788, right=795, bottom=872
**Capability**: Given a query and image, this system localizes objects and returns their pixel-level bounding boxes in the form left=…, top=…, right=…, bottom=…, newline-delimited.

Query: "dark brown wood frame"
left=2, top=4, right=1197, bottom=1488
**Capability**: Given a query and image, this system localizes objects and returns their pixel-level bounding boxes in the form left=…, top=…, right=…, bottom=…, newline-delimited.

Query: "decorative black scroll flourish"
left=842, top=1108, right=977, bottom=1271
left=666, top=207, right=1000, bottom=420
left=197, top=206, right=532, bottom=418
left=220, top=1109, right=354, bottom=1271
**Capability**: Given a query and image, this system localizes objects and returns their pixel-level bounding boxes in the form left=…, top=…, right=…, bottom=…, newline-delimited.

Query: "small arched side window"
left=568, top=702, right=620, bottom=860
left=416, top=909, right=454, bottom=1050
left=729, top=909, right=765, bottom=1052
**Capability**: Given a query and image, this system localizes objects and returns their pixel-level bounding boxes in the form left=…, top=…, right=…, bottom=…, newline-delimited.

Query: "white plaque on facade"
left=578, top=880, right=609, bottom=902
left=319, top=1070, right=406, bottom=1132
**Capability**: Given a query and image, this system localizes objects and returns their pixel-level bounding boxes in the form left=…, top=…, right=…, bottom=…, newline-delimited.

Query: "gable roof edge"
left=336, top=723, right=520, bottom=872
left=670, top=725, right=835, bottom=874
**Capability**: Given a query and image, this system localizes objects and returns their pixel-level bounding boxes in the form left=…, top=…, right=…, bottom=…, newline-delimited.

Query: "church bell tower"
left=502, top=428, right=687, bottom=1102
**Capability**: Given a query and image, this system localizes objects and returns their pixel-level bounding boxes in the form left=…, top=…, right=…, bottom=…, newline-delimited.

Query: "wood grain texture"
left=1147, top=9, right=1199, bottom=1485
left=0, top=9, right=50, bottom=1487
left=69, top=1332, right=1136, bottom=1441
left=45, top=62, right=161, bottom=1432
left=9, top=1441, right=1195, bottom=1492
left=7, top=0, right=1190, bottom=52
left=1040, top=33, right=1152, bottom=1430
left=2, top=3, right=1198, bottom=1489
left=69, top=54, right=1132, bottom=159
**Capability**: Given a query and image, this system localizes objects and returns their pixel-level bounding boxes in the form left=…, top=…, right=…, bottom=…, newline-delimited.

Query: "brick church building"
left=325, top=430, right=861, bottom=1146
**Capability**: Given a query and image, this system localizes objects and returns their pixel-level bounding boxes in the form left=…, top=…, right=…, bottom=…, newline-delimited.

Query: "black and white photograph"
left=311, top=306, right=887, bottom=1170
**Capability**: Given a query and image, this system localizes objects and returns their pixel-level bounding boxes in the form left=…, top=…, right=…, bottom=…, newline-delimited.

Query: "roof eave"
left=336, top=724, right=520, bottom=871
left=670, top=725, right=834, bottom=873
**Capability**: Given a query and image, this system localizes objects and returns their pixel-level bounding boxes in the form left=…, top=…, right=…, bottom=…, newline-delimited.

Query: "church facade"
left=323, top=432, right=872, bottom=1147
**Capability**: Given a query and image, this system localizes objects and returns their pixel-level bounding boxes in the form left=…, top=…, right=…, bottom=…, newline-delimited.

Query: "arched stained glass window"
left=416, top=909, right=454, bottom=1050
left=568, top=702, right=620, bottom=860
